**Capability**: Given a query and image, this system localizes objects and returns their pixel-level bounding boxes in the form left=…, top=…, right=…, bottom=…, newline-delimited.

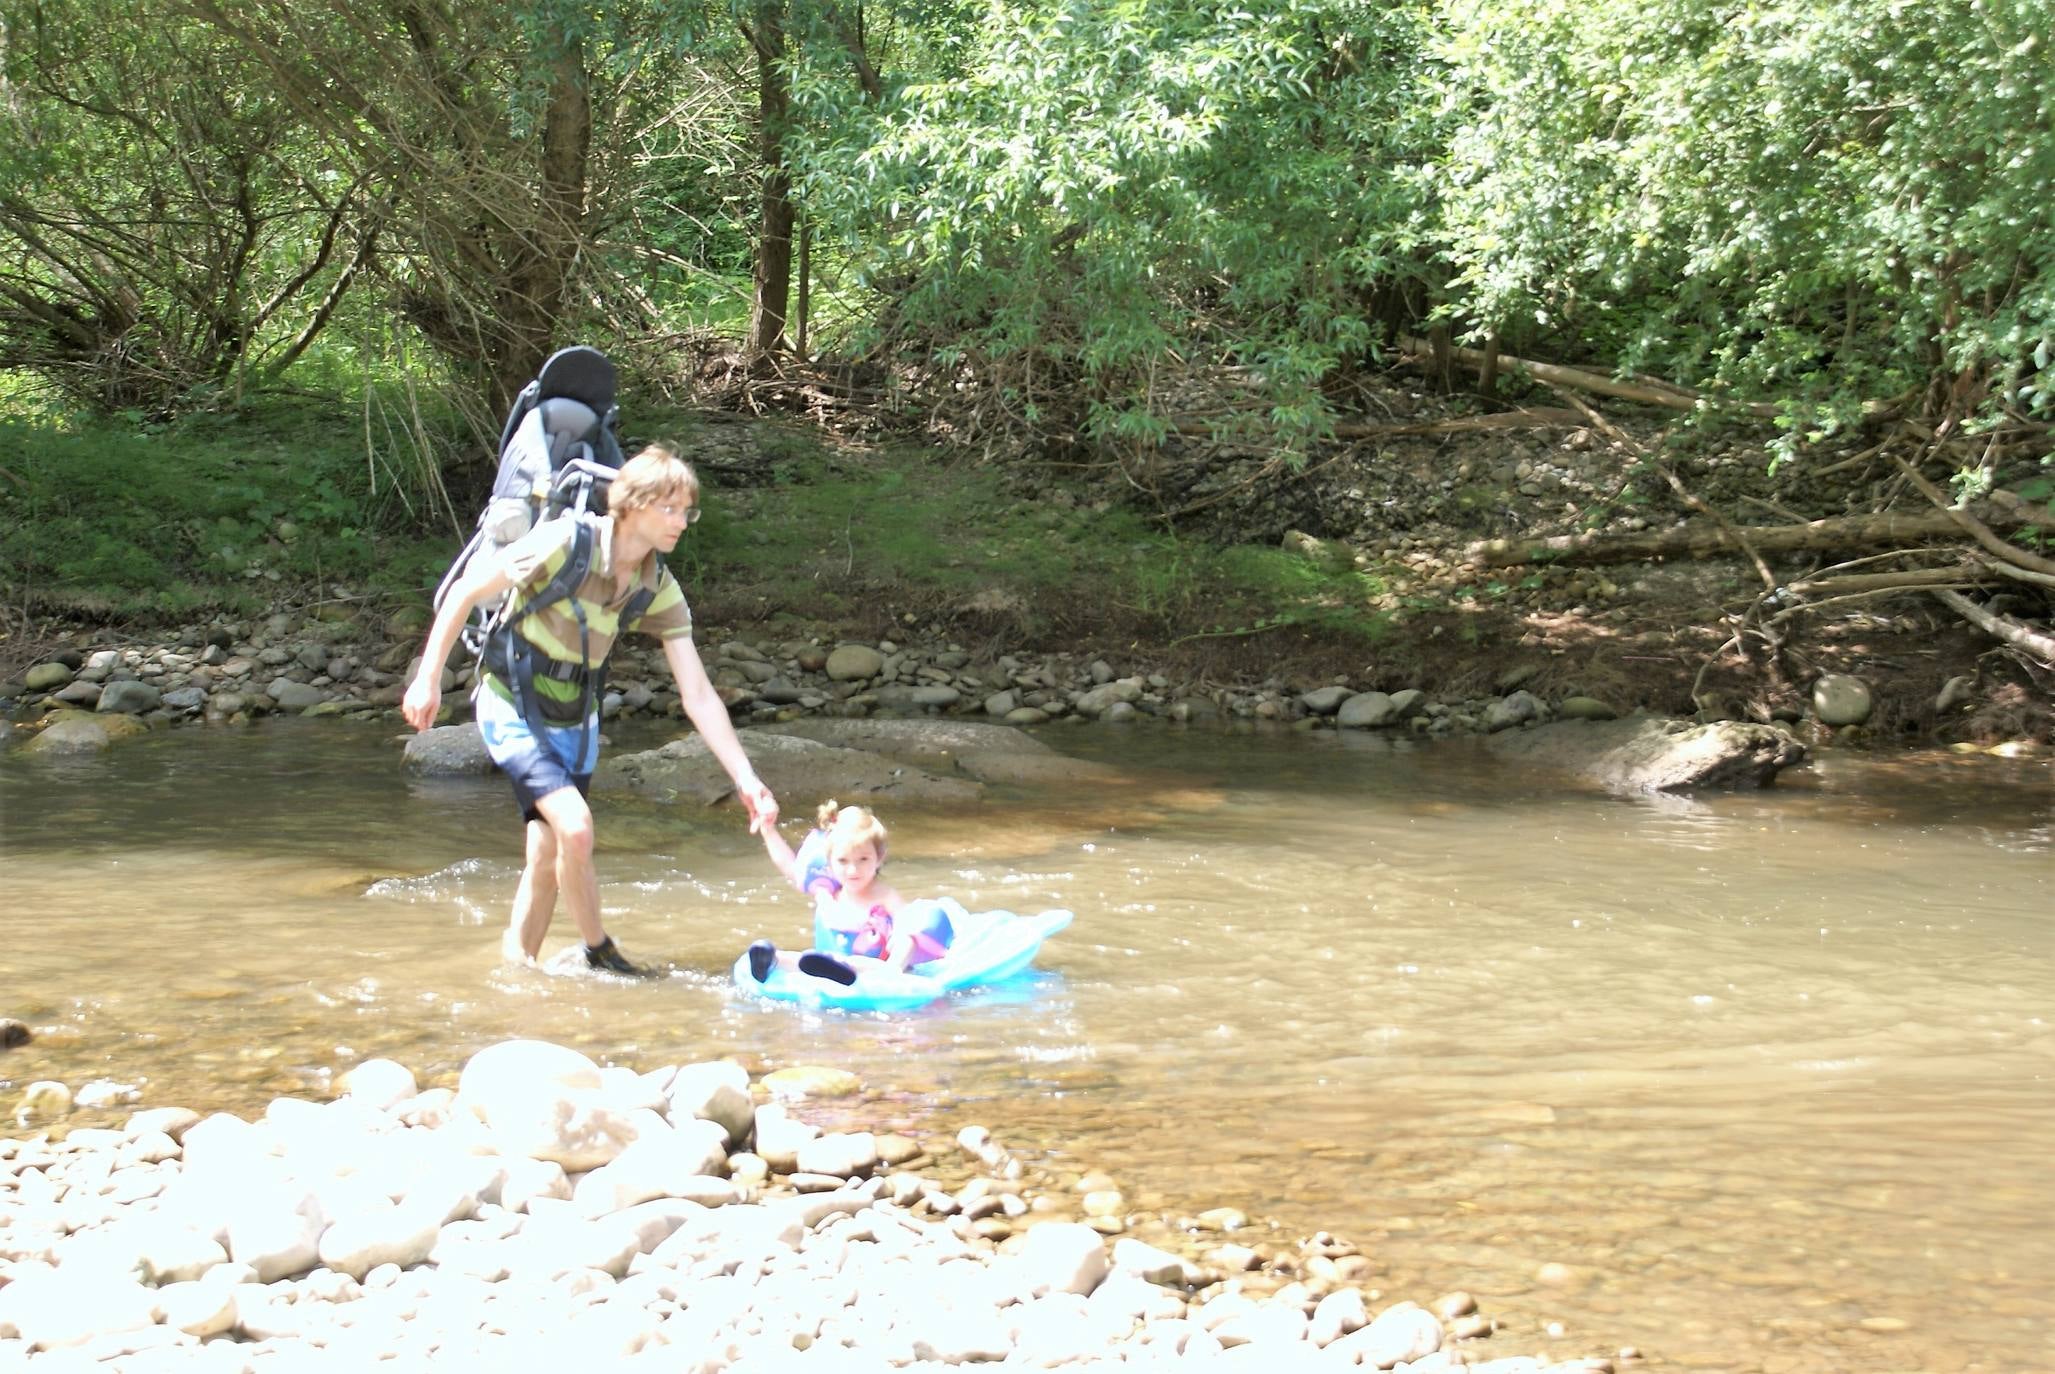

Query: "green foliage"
left=794, top=0, right=1441, bottom=445
left=1434, top=0, right=2055, bottom=437
left=0, top=398, right=462, bottom=618
left=674, top=437, right=1392, bottom=644
left=0, top=0, right=363, bottom=411
left=6, top=0, right=2048, bottom=471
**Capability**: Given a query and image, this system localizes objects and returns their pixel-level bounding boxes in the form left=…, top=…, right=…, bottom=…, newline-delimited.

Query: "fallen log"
left=1398, top=337, right=1906, bottom=422
left=1166, top=407, right=1584, bottom=440
left=1932, top=589, right=2055, bottom=664
left=1400, top=336, right=1781, bottom=417
left=1465, top=501, right=2055, bottom=568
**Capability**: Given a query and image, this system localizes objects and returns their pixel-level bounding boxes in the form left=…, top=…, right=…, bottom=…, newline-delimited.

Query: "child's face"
left=829, top=839, right=881, bottom=890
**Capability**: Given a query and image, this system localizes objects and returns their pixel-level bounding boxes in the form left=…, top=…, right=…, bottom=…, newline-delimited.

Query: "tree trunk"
left=495, top=36, right=591, bottom=407
left=746, top=0, right=793, bottom=358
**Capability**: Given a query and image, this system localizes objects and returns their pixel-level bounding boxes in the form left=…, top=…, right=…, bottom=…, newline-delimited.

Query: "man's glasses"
left=654, top=502, right=700, bottom=525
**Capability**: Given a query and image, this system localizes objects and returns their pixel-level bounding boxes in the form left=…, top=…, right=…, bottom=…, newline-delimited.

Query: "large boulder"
left=21, top=710, right=148, bottom=755
left=596, top=730, right=984, bottom=808
left=757, top=717, right=1054, bottom=763
left=402, top=722, right=497, bottom=776
left=455, top=1039, right=643, bottom=1171
left=758, top=717, right=1123, bottom=787
left=1484, top=716, right=1808, bottom=793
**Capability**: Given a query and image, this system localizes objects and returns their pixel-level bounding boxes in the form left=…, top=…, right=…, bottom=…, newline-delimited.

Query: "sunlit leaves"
left=1434, top=0, right=2055, bottom=432
left=793, top=0, right=1440, bottom=446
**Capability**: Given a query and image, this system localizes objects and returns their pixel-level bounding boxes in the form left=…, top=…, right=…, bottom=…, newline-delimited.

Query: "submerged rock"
left=1484, top=715, right=1808, bottom=793
left=21, top=710, right=148, bottom=755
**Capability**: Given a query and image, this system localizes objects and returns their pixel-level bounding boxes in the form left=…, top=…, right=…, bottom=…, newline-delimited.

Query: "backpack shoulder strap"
left=500, top=516, right=596, bottom=627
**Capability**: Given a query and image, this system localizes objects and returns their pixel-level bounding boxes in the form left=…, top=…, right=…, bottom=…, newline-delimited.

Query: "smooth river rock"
left=1484, top=715, right=1808, bottom=793
left=1812, top=673, right=1874, bottom=726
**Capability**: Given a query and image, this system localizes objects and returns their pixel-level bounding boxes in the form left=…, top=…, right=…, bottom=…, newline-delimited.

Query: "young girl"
left=749, top=800, right=955, bottom=984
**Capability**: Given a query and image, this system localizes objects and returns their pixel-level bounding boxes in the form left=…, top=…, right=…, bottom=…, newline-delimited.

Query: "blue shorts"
left=475, top=685, right=599, bottom=824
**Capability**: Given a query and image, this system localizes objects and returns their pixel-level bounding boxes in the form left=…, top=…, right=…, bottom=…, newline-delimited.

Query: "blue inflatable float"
left=732, top=899, right=1073, bottom=1012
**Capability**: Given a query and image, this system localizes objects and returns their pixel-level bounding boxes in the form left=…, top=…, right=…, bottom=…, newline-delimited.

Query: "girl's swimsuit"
left=796, top=830, right=955, bottom=967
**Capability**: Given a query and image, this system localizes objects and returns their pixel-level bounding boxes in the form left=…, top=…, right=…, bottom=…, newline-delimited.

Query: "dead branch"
left=1783, top=563, right=1992, bottom=598
left=1467, top=500, right=2055, bottom=568
left=1551, top=388, right=1778, bottom=594
left=1970, top=551, right=2055, bottom=590
left=1932, top=589, right=2055, bottom=664
left=1890, top=454, right=2055, bottom=578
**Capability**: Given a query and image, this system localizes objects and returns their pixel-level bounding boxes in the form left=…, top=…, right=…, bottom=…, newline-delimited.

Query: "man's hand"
left=740, top=777, right=779, bottom=832
left=401, top=674, right=442, bottom=732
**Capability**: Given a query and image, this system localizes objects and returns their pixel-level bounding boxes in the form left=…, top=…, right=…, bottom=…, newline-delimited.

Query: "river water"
left=2, top=719, right=2048, bottom=1372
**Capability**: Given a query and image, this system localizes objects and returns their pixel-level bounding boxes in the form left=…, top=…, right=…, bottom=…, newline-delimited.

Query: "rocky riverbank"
left=2, top=1038, right=1624, bottom=1371
left=7, top=602, right=2018, bottom=769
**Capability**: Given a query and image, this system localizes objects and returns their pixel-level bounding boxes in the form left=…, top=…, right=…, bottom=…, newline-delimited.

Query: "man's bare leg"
left=505, top=818, right=560, bottom=962
left=531, top=785, right=604, bottom=949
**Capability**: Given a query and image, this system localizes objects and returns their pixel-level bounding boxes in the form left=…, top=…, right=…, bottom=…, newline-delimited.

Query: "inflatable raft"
left=732, top=900, right=1072, bottom=1012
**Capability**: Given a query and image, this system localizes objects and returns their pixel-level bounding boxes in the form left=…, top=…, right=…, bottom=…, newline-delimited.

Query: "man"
left=402, top=443, right=777, bottom=975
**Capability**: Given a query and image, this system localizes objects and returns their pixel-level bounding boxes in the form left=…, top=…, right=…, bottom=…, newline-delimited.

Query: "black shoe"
left=585, top=936, right=654, bottom=978
left=747, top=939, right=777, bottom=982
left=798, top=951, right=858, bottom=986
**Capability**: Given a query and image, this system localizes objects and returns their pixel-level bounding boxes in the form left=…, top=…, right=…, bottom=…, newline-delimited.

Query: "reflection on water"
left=2, top=720, right=2050, bottom=1372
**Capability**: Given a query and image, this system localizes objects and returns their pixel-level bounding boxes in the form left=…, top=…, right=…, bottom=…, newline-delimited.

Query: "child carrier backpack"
left=432, top=344, right=655, bottom=733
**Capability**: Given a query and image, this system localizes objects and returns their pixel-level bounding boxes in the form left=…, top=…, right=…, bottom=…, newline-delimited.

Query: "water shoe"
left=798, top=951, right=858, bottom=986
left=585, top=935, right=655, bottom=978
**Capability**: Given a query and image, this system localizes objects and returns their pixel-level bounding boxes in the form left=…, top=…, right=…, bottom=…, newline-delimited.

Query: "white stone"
left=393, top=1087, right=458, bottom=1129
left=795, top=1130, right=879, bottom=1179
left=511, top=1198, right=702, bottom=1279
left=456, top=1039, right=641, bottom=1171
left=316, top=1200, right=442, bottom=1279
left=1213, top=1302, right=1309, bottom=1348
left=500, top=1156, right=573, bottom=1212
left=154, top=1279, right=239, bottom=1337
left=1090, top=1271, right=1188, bottom=1324
left=911, top=1309, right=1014, bottom=1363
left=1112, top=1236, right=1197, bottom=1286
left=1310, top=1287, right=1371, bottom=1345
left=667, top=1062, right=755, bottom=1148
left=116, top=1130, right=182, bottom=1168
left=1333, top=1300, right=1443, bottom=1369
left=123, top=1106, right=202, bottom=1142
left=752, top=1103, right=819, bottom=1172
left=0, top=1269, right=158, bottom=1351
left=338, top=1058, right=417, bottom=1111
left=572, top=1120, right=732, bottom=1216
left=222, top=1180, right=327, bottom=1282
left=176, top=1112, right=263, bottom=1179
left=73, top=1079, right=141, bottom=1109
left=16, top=1081, right=72, bottom=1121
left=121, top=1216, right=231, bottom=1285
left=599, top=1065, right=671, bottom=1115
left=1008, top=1221, right=1109, bottom=1299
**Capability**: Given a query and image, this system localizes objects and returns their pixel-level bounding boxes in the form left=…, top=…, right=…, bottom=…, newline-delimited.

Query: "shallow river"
left=2, top=719, right=2049, bottom=1373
